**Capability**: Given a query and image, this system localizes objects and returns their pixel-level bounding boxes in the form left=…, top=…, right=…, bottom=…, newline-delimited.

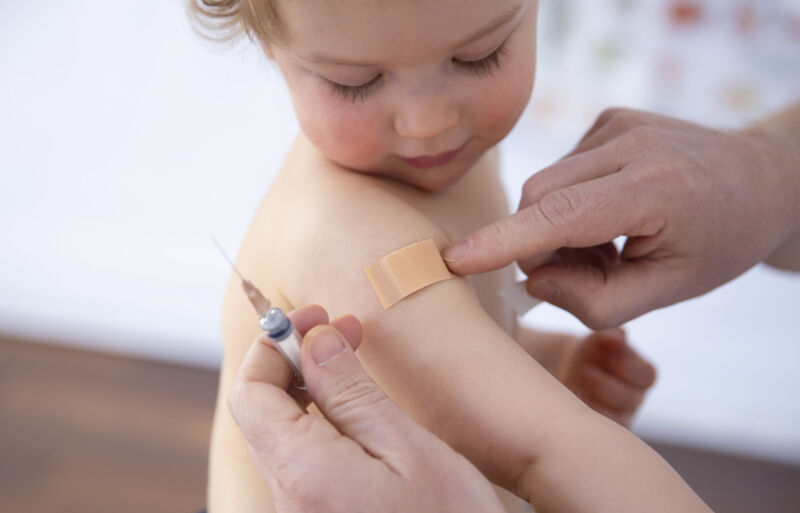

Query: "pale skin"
left=229, top=306, right=510, bottom=513
left=214, top=137, right=692, bottom=513
left=228, top=308, right=663, bottom=513
left=444, top=102, right=800, bottom=330
left=207, top=0, right=681, bottom=511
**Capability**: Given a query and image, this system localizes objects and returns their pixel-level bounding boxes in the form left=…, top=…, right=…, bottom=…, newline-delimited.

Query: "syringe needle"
left=211, top=235, right=271, bottom=315
left=211, top=235, right=244, bottom=280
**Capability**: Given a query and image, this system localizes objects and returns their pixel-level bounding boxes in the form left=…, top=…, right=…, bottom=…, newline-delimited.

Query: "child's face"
left=271, top=0, right=538, bottom=191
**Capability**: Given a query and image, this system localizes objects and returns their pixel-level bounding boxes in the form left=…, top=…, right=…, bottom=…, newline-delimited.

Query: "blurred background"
left=1, top=0, right=798, bottom=511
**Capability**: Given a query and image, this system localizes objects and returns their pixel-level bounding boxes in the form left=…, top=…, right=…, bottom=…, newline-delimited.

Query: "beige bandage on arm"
left=365, top=239, right=454, bottom=308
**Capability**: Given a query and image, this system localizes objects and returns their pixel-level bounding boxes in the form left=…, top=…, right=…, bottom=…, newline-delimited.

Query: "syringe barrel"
left=259, top=307, right=303, bottom=378
left=272, top=329, right=303, bottom=377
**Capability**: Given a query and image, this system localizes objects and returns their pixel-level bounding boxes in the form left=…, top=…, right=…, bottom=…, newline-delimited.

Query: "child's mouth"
left=401, top=142, right=466, bottom=169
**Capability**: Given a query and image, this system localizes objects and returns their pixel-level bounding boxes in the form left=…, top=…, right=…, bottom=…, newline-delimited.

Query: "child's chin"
left=336, top=157, right=472, bottom=192
left=405, top=166, right=471, bottom=192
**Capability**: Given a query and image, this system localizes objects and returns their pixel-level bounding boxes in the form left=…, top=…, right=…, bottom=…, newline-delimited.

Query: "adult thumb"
left=526, top=260, right=677, bottom=330
left=300, top=326, right=420, bottom=460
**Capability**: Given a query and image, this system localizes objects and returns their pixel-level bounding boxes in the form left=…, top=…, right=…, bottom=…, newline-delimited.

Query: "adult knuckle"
left=580, top=301, right=615, bottom=331
left=612, top=125, right=660, bottom=160
left=659, top=155, right=700, bottom=191
left=537, top=187, right=583, bottom=242
left=598, top=107, right=624, bottom=125
left=608, top=108, right=642, bottom=131
left=627, top=124, right=660, bottom=145
left=480, top=216, right=519, bottom=259
left=520, top=181, right=537, bottom=207
left=271, top=456, right=316, bottom=505
left=327, top=373, right=387, bottom=414
left=521, top=174, right=545, bottom=206
left=285, top=410, right=318, bottom=440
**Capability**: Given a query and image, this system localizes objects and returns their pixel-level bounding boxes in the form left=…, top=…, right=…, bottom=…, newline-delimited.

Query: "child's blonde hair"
left=187, top=0, right=284, bottom=45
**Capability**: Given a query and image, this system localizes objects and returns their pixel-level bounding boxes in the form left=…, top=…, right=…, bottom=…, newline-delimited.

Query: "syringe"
left=212, top=237, right=306, bottom=388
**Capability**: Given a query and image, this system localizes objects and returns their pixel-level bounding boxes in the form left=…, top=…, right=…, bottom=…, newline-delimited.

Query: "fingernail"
left=527, top=276, right=560, bottom=300
left=309, top=328, right=346, bottom=366
left=442, top=240, right=471, bottom=263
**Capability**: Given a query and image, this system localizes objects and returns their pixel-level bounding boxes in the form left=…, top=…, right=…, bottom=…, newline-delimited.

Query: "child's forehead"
left=278, top=0, right=526, bottom=62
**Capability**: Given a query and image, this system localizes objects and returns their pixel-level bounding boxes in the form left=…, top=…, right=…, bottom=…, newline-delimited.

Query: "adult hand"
left=444, top=107, right=800, bottom=329
left=228, top=305, right=506, bottom=513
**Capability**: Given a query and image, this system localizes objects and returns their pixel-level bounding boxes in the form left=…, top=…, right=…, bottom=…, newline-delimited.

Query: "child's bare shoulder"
left=238, top=136, right=516, bottom=335
left=256, top=136, right=451, bottom=313
left=282, top=144, right=448, bottom=304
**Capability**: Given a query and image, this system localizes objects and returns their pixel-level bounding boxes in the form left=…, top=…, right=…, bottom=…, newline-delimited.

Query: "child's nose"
left=393, top=95, right=460, bottom=140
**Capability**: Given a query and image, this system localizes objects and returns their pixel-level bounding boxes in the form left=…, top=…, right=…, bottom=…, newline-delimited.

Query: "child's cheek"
left=475, top=53, right=536, bottom=140
left=297, top=99, right=386, bottom=169
left=483, top=67, right=533, bottom=139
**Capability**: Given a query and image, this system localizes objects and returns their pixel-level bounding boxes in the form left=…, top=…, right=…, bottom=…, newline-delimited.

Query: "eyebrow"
left=302, top=3, right=524, bottom=67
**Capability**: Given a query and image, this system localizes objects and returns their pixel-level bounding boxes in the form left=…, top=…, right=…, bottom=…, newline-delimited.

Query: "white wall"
left=0, top=0, right=297, bottom=366
left=1, top=0, right=798, bottom=465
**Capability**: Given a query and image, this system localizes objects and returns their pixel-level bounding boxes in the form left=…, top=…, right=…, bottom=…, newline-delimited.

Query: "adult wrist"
left=737, top=124, right=800, bottom=255
left=743, top=104, right=800, bottom=228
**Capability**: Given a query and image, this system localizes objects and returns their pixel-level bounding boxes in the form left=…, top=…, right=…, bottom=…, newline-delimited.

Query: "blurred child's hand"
left=556, top=329, right=656, bottom=427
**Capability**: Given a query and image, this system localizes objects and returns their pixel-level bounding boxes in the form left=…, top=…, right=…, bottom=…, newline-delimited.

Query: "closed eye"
left=327, top=74, right=383, bottom=102
left=324, top=39, right=509, bottom=102
left=452, top=41, right=508, bottom=77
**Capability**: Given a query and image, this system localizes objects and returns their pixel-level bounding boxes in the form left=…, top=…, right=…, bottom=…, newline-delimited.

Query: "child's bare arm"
left=514, top=326, right=576, bottom=374
left=278, top=178, right=707, bottom=512
left=209, top=273, right=283, bottom=513
left=517, top=326, right=657, bottom=427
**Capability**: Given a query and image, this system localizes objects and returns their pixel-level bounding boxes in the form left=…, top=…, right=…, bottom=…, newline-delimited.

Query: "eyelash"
left=452, top=41, right=508, bottom=77
left=327, top=41, right=509, bottom=103
left=328, top=75, right=383, bottom=103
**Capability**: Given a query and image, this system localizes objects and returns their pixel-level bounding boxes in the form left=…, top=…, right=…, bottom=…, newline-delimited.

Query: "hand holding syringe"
left=212, top=237, right=306, bottom=389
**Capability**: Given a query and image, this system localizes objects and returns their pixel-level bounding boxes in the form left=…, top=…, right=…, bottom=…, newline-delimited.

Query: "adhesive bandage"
left=365, top=239, right=453, bottom=308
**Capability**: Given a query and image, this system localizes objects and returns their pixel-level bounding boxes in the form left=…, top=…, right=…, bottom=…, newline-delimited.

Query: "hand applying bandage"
left=228, top=305, right=505, bottom=513
left=443, top=104, right=800, bottom=330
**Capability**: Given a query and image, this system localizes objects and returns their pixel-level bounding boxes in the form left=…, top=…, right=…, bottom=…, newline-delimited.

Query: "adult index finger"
left=443, top=173, right=654, bottom=275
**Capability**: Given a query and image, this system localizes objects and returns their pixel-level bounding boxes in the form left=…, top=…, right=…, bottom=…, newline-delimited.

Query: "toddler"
left=190, top=1, right=657, bottom=511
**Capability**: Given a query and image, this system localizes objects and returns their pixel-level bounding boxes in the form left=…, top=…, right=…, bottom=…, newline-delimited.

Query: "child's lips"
left=401, top=142, right=466, bottom=169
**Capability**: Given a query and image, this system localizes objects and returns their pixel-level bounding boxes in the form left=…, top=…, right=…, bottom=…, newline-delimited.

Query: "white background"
left=1, top=0, right=798, bottom=465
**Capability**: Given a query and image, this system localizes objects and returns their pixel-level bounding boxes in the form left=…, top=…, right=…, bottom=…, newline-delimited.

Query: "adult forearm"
left=747, top=101, right=800, bottom=271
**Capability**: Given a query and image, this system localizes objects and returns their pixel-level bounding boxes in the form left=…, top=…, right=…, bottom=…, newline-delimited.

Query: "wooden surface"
left=0, top=338, right=217, bottom=513
left=1, top=336, right=798, bottom=513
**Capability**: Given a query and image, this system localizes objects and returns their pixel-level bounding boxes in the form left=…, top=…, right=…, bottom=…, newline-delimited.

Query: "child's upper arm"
left=278, top=176, right=585, bottom=490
